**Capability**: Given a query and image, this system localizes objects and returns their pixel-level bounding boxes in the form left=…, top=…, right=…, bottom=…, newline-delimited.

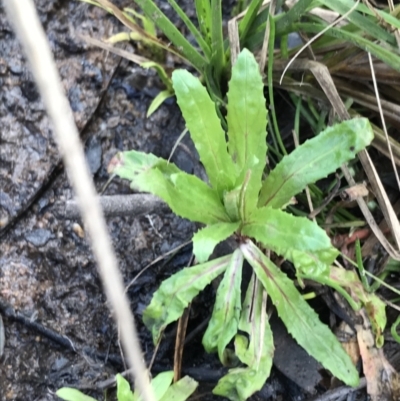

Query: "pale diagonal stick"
left=2, top=1, right=155, bottom=400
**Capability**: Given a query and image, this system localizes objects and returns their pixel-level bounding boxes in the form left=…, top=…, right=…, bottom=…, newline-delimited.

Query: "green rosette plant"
left=108, top=49, right=379, bottom=400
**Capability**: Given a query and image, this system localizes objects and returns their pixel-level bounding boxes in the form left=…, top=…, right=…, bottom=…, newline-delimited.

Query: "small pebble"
left=25, top=229, right=53, bottom=247
left=72, top=222, right=85, bottom=238
left=85, top=136, right=102, bottom=175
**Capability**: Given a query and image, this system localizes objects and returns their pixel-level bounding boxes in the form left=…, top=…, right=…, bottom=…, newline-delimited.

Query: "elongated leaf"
left=56, top=388, right=98, bottom=401
left=210, top=0, right=225, bottom=84
left=167, top=173, right=231, bottom=223
left=203, top=250, right=243, bottom=364
left=319, top=0, right=395, bottom=45
left=223, top=170, right=254, bottom=222
left=259, top=118, right=374, bottom=208
left=238, top=0, right=264, bottom=39
left=242, top=207, right=338, bottom=276
left=109, top=150, right=230, bottom=224
left=116, top=374, right=135, bottom=401
left=275, top=0, right=314, bottom=32
left=133, top=0, right=207, bottom=71
left=172, top=70, right=237, bottom=194
left=241, top=240, right=359, bottom=387
left=147, top=90, right=174, bottom=118
left=227, top=49, right=267, bottom=216
left=195, top=0, right=211, bottom=45
left=146, top=371, right=174, bottom=401
left=290, top=23, right=400, bottom=73
left=143, top=254, right=231, bottom=343
left=213, top=274, right=273, bottom=401
left=193, top=221, right=240, bottom=263
left=166, top=0, right=212, bottom=59
left=159, top=376, right=198, bottom=401
left=141, top=62, right=172, bottom=90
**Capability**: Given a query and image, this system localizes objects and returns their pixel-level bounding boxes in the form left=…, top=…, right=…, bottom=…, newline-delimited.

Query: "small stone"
left=25, top=229, right=53, bottom=247
left=107, top=116, right=120, bottom=128
left=8, top=58, right=23, bottom=75
left=85, top=136, right=102, bottom=175
left=72, top=223, right=85, bottom=238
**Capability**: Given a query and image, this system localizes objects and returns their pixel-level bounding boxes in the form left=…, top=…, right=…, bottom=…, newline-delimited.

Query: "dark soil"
left=0, top=1, right=397, bottom=401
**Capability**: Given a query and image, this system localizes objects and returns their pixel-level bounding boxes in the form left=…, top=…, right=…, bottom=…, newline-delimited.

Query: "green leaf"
left=195, top=0, right=212, bottom=45
left=193, top=222, right=240, bottom=263
left=258, top=118, right=374, bottom=208
left=109, top=150, right=230, bottom=224
left=146, top=90, right=174, bottom=118
left=213, top=274, right=274, bottom=401
left=290, top=22, right=400, bottom=74
left=210, top=0, right=225, bottom=84
left=140, top=62, right=172, bottom=90
left=238, top=0, right=264, bottom=40
left=241, top=240, right=359, bottom=387
left=203, top=249, right=244, bottom=364
left=147, top=371, right=174, bottom=401
left=167, top=173, right=231, bottom=223
left=172, top=70, right=237, bottom=194
left=275, top=0, right=314, bottom=32
left=242, top=207, right=338, bottom=276
left=223, top=171, right=254, bottom=222
left=227, top=49, right=267, bottom=216
left=159, top=376, right=198, bottom=401
left=132, top=0, right=207, bottom=71
left=165, top=0, right=212, bottom=59
left=116, top=374, right=135, bottom=401
left=319, top=0, right=396, bottom=45
left=56, top=388, right=98, bottom=401
left=143, top=254, right=231, bottom=343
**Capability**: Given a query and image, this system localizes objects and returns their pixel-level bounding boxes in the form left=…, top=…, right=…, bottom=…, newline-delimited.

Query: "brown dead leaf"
left=356, top=309, right=400, bottom=401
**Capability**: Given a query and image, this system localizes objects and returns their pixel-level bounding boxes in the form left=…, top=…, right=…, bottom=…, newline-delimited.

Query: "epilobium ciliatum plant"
left=108, top=49, right=374, bottom=400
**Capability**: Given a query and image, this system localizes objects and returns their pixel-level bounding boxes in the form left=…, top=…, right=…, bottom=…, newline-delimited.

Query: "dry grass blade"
left=227, top=0, right=273, bottom=66
left=228, top=18, right=241, bottom=65
left=358, top=150, right=400, bottom=250
left=258, top=0, right=277, bottom=74
left=94, top=0, right=155, bottom=42
left=334, top=80, right=400, bottom=129
left=273, top=57, right=400, bottom=260
left=279, top=1, right=360, bottom=84
left=80, top=34, right=154, bottom=65
left=85, top=0, right=191, bottom=64
left=3, top=1, right=156, bottom=400
left=174, top=306, right=191, bottom=382
left=361, top=198, right=400, bottom=258
left=369, top=51, right=400, bottom=192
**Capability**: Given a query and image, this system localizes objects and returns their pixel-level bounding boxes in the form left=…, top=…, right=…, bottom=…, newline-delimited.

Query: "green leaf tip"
left=172, top=69, right=237, bottom=194
left=227, top=49, right=268, bottom=216
left=56, top=388, right=98, bottom=401
left=259, top=118, right=374, bottom=209
left=193, top=222, right=240, bottom=263
left=116, top=374, right=135, bottom=401
left=143, top=254, right=231, bottom=343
